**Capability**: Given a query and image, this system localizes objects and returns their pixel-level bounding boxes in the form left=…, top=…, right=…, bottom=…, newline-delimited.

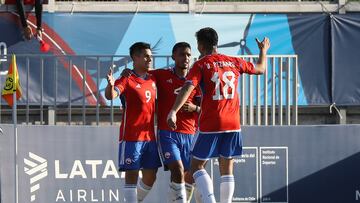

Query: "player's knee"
left=141, top=170, right=158, bottom=186
left=190, top=161, right=205, bottom=174
left=219, top=157, right=234, bottom=175
left=184, top=171, right=194, bottom=184
left=125, top=170, right=139, bottom=184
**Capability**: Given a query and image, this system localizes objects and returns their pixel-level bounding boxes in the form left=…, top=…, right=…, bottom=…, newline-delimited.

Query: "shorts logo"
left=125, top=158, right=132, bottom=164
left=164, top=152, right=171, bottom=159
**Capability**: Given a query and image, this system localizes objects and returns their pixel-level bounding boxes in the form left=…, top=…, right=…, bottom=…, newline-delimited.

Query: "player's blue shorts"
left=191, top=131, right=243, bottom=160
left=118, top=140, right=162, bottom=171
left=157, top=130, right=194, bottom=171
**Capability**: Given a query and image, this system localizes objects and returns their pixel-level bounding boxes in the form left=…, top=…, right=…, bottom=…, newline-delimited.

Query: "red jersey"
left=152, top=68, right=200, bottom=135
left=114, top=73, right=157, bottom=142
left=186, top=54, right=256, bottom=133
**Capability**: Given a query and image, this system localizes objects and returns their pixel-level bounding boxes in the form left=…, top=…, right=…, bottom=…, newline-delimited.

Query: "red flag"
left=2, top=55, right=22, bottom=107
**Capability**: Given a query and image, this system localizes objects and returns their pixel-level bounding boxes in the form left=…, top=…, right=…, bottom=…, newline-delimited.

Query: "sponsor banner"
left=1, top=125, right=360, bottom=203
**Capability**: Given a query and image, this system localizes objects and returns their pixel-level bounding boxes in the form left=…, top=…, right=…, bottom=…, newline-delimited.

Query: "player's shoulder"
left=116, top=75, right=129, bottom=83
left=154, top=67, right=173, bottom=80
left=192, top=57, right=207, bottom=68
left=196, top=55, right=211, bottom=63
left=150, top=67, right=172, bottom=76
left=159, top=67, right=173, bottom=74
left=195, top=54, right=231, bottom=63
left=216, top=53, right=237, bottom=60
left=212, top=54, right=243, bottom=69
left=153, top=67, right=172, bottom=72
left=114, top=76, right=130, bottom=91
left=147, top=73, right=157, bottom=82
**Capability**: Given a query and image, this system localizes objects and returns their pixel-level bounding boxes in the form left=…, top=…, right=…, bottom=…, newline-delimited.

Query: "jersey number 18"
left=211, top=71, right=235, bottom=100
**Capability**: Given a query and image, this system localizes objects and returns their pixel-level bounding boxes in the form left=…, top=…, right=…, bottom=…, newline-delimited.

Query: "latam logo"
left=22, top=152, right=134, bottom=202
left=24, top=152, right=48, bottom=202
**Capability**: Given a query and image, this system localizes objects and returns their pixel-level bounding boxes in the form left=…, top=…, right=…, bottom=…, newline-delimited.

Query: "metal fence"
left=239, top=55, right=298, bottom=126
left=0, top=54, right=298, bottom=126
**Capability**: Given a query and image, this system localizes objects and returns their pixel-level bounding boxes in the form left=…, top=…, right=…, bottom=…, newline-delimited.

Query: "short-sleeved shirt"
left=186, top=54, right=256, bottom=133
left=114, top=73, right=157, bottom=142
left=152, top=68, right=200, bottom=135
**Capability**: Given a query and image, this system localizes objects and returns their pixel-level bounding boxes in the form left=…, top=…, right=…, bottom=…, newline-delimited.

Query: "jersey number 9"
left=145, top=90, right=151, bottom=103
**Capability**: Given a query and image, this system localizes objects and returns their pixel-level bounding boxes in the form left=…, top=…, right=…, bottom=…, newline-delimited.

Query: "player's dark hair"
left=195, top=27, right=218, bottom=51
left=129, top=42, right=151, bottom=59
left=172, top=42, right=191, bottom=54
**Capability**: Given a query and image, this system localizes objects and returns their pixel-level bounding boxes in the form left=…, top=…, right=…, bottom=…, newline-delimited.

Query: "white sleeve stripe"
left=114, top=86, right=121, bottom=95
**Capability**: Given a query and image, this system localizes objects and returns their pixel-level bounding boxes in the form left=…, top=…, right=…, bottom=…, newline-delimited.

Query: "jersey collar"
left=171, top=67, right=186, bottom=80
left=131, top=69, right=149, bottom=80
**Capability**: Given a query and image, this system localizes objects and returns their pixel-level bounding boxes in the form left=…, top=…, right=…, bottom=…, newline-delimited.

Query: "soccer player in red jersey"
left=167, top=27, right=270, bottom=203
left=121, top=42, right=201, bottom=203
left=152, top=42, right=201, bottom=203
left=105, top=42, right=161, bottom=203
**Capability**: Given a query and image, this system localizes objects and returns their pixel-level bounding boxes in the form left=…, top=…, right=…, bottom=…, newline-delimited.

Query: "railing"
left=0, top=54, right=298, bottom=126
left=239, top=55, right=298, bottom=126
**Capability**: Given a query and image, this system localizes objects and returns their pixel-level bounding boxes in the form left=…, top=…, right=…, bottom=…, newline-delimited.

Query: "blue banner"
left=1, top=13, right=359, bottom=105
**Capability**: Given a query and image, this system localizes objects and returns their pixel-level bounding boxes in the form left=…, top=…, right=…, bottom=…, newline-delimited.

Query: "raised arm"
left=105, top=68, right=118, bottom=100
left=253, top=37, right=271, bottom=74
